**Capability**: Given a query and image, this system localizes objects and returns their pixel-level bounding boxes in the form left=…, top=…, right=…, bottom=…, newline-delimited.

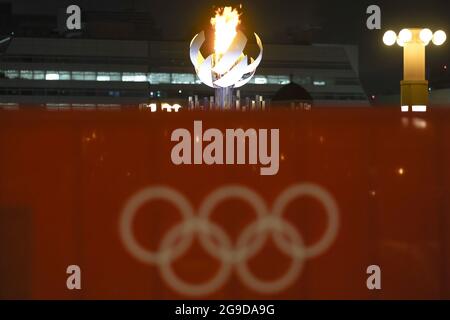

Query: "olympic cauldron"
left=190, top=7, right=263, bottom=110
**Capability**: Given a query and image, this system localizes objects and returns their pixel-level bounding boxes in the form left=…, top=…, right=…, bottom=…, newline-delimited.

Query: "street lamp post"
left=383, top=28, right=446, bottom=111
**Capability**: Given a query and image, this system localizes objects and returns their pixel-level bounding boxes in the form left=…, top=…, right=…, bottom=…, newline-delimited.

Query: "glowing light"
left=412, top=118, right=427, bottom=129
left=419, top=28, right=433, bottom=45
left=161, top=103, right=182, bottom=112
left=412, top=105, right=427, bottom=112
left=397, top=38, right=405, bottom=47
left=397, top=168, right=405, bottom=176
left=432, top=30, right=446, bottom=46
left=210, top=6, right=241, bottom=56
left=134, top=75, right=147, bottom=82
left=45, top=72, right=59, bottom=80
left=398, top=29, right=412, bottom=46
left=97, top=75, right=110, bottom=81
left=401, top=105, right=409, bottom=112
left=190, top=6, right=263, bottom=89
left=255, top=76, right=268, bottom=84
left=383, top=30, right=397, bottom=46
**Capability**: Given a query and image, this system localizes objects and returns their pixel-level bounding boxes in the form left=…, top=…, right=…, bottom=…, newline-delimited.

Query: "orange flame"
left=210, top=6, right=241, bottom=56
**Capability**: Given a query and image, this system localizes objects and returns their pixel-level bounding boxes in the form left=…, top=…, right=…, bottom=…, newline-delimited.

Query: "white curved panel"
left=190, top=31, right=206, bottom=68
left=197, top=55, right=215, bottom=88
left=189, top=31, right=263, bottom=89
left=243, top=33, right=263, bottom=74
left=234, top=70, right=256, bottom=88
left=214, top=56, right=248, bottom=88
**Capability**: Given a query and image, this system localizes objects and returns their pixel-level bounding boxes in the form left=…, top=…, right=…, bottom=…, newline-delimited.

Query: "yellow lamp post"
left=383, top=28, right=446, bottom=111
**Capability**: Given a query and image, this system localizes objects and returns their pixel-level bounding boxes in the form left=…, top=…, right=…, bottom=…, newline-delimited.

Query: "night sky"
left=2, top=0, right=450, bottom=95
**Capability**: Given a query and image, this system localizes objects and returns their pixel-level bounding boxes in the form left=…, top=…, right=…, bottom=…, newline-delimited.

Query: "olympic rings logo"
left=119, top=183, right=339, bottom=296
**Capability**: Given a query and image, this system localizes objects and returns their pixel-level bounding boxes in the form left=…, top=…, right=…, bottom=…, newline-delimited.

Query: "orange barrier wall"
left=0, top=107, right=449, bottom=299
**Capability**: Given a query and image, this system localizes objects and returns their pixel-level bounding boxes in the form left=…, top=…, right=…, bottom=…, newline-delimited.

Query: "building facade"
left=0, top=36, right=368, bottom=108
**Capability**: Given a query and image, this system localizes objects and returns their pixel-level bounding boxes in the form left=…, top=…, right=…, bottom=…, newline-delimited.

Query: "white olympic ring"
left=119, top=183, right=339, bottom=296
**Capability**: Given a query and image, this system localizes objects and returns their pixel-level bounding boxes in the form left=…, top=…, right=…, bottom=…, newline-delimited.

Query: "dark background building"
left=0, top=0, right=449, bottom=107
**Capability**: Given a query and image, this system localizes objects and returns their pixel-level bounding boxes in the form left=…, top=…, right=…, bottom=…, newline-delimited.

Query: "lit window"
left=46, top=72, right=59, bottom=80
left=59, top=71, right=71, bottom=80
left=122, top=73, right=147, bottom=82
left=84, top=72, right=96, bottom=81
left=72, top=71, right=84, bottom=80
left=134, top=73, right=147, bottom=82
left=313, top=80, right=326, bottom=86
left=267, top=75, right=290, bottom=85
left=19, top=70, right=33, bottom=80
left=5, top=70, right=19, bottom=79
left=33, top=71, right=45, bottom=80
left=97, top=75, right=110, bottom=81
left=171, top=73, right=195, bottom=84
left=148, top=73, right=171, bottom=84
left=254, top=76, right=268, bottom=84
left=109, top=72, right=121, bottom=81
left=97, top=72, right=111, bottom=81
left=122, top=73, right=134, bottom=82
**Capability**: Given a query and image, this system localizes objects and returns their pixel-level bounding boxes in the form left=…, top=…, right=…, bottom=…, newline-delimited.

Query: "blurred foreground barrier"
left=0, top=107, right=449, bottom=299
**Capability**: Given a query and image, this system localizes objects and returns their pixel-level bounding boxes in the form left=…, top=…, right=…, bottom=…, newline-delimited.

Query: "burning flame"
left=210, top=6, right=241, bottom=56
